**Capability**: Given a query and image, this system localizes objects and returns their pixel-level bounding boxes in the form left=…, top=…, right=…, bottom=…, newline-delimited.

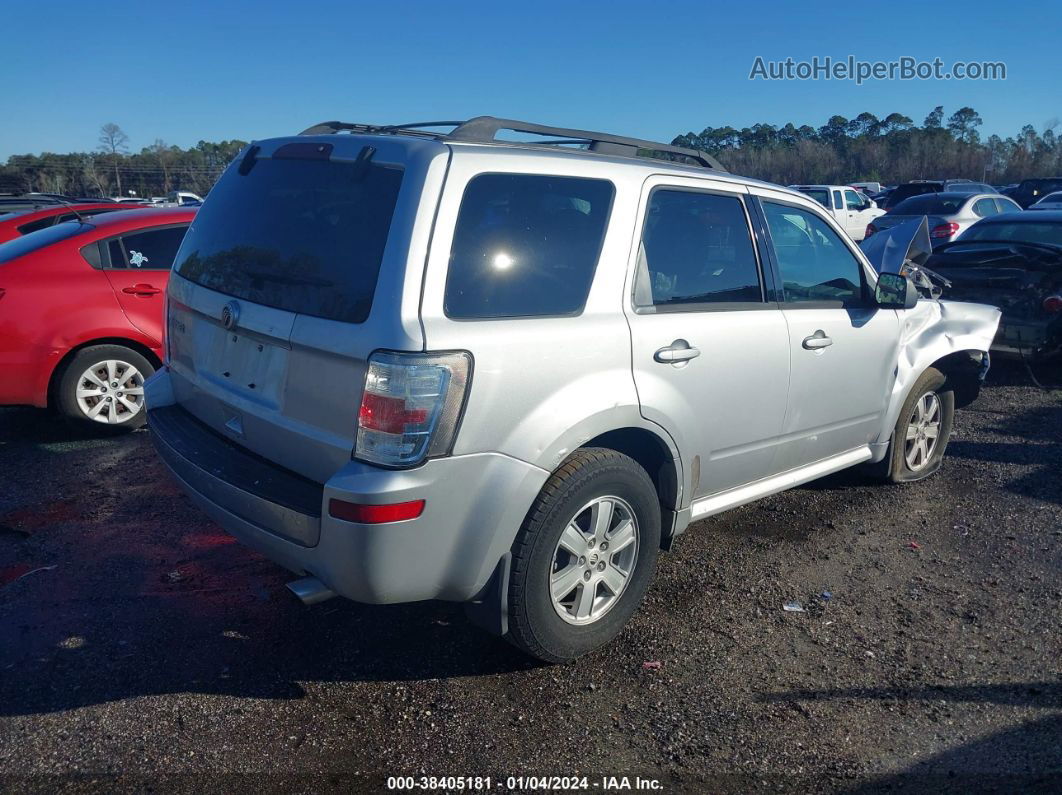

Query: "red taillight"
left=930, top=222, right=960, bottom=239
left=358, top=392, right=429, bottom=435
left=1043, top=295, right=1062, bottom=313
left=865, top=224, right=876, bottom=238
left=328, top=498, right=425, bottom=524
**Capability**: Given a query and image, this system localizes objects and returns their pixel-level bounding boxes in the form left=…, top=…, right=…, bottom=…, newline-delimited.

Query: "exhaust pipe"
left=286, top=576, right=337, bottom=605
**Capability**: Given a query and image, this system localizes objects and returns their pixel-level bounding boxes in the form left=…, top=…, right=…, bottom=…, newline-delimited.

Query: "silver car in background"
left=145, top=116, right=1001, bottom=663
left=867, top=192, right=1022, bottom=247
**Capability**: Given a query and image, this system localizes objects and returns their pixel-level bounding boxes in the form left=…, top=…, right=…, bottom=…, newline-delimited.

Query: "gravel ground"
left=0, top=362, right=1059, bottom=793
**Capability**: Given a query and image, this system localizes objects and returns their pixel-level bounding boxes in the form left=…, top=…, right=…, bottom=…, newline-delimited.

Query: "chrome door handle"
left=802, top=331, right=833, bottom=350
left=654, top=341, right=701, bottom=363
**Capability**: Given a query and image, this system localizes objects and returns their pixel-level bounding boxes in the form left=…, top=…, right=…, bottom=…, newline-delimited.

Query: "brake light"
left=328, top=498, right=425, bottom=524
left=355, top=351, right=472, bottom=467
left=930, top=222, right=960, bottom=239
left=1043, top=295, right=1062, bottom=313
left=865, top=224, right=876, bottom=238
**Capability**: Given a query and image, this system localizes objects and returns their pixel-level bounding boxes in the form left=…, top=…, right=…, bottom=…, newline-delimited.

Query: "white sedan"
left=1029, top=191, right=1062, bottom=210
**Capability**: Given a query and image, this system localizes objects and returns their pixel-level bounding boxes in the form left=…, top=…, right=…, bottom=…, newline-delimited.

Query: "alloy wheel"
left=904, top=391, right=941, bottom=472
left=549, top=496, right=639, bottom=626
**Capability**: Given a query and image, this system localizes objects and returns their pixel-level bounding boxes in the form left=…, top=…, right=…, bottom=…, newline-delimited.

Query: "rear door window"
left=175, top=155, right=404, bottom=324
left=444, top=173, right=614, bottom=319
left=634, top=189, right=763, bottom=308
left=108, top=226, right=188, bottom=269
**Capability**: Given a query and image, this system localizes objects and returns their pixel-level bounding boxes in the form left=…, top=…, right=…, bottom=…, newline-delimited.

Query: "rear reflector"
left=328, top=498, right=425, bottom=524
left=1043, top=295, right=1062, bottom=313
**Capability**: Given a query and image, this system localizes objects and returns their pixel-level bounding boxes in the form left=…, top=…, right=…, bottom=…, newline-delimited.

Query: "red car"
left=0, top=202, right=150, bottom=244
left=0, top=208, right=195, bottom=430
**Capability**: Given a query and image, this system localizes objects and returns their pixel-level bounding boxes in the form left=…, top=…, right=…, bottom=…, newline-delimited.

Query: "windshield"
left=0, top=221, right=92, bottom=264
left=958, top=221, right=1062, bottom=247
left=174, top=155, right=404, bottom=324
left=890, top=195, right=965, bottom=215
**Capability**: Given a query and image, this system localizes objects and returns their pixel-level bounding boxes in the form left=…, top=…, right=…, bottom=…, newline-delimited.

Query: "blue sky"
left=2, top=0, right=1058, bottom=158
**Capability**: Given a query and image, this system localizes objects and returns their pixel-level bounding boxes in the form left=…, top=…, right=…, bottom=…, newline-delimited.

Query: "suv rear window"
left=174, top=156, right=403, bottom=323
left=794, top=188, right=830, bottom=208
left=444, top=173, right=614, bottom=319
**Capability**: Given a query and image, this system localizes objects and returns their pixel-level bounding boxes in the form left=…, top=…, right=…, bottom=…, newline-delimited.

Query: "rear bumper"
left=146, top=369, right=548, bottom=604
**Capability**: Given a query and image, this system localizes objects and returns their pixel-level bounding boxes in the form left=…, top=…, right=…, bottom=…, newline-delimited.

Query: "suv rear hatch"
left=165, top=135, right=444, bottom=485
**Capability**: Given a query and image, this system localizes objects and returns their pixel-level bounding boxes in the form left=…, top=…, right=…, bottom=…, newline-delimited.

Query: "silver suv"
left=146, top=117, right=1000, bottom=662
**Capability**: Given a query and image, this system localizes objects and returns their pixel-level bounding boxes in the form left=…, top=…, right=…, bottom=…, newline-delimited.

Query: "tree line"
left=0, top=123, right=247, bottom=198
left=2, top=109, right=1060, bottom=198
left=672, top=106, right=1062, bottom=186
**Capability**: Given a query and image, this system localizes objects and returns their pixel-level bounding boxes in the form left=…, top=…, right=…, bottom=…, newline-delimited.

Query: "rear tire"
left=56, top=345, right=155, bottom=432
left=505, top=448, right=660, bottom=663
left=878, top=367, right=954, bottom=483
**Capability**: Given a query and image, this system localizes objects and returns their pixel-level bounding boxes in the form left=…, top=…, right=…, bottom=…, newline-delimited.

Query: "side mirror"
left=875, top=272, right=919, bottom=309
left=868, top=200, right=878, bottom=210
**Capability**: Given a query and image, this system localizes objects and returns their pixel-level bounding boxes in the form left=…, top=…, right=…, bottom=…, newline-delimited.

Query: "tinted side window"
left=635, top=190, right=762, bottom=307
left=763, top=202, right=866, bottom=305
left=111, top=226, right=187, bottom=269
left=444, top=174, right=614, bottom=319
left=832, top=190, right=843, bottom=210
left=844, top=190, right=862, bottom=210
left=995, top=198, right=1020, bottom=214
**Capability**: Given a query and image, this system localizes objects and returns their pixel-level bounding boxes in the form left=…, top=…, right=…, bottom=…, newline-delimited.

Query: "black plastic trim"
left=148, top=404, right=323, bottom=517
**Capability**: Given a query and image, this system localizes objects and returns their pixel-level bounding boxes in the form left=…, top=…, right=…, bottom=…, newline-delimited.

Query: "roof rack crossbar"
left=299, top=116, right=725, bottom=171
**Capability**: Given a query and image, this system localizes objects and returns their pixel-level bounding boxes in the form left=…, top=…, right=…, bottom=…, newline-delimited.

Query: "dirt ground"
left=0, top=362, right=1059, bottom=793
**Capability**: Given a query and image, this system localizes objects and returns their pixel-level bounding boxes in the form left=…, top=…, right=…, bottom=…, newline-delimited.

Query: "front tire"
left=56, top=345, right=155, bottom=432
left=882, top=367, right=955, bottom=483
left=505, top=448, right=661, bottom=663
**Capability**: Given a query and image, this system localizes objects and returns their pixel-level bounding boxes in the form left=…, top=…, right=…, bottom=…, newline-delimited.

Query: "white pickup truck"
left=788, top=184, right=885, bottom=241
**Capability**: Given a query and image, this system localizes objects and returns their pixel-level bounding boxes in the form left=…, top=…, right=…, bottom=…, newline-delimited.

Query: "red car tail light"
left=328, top=498, right=425, bottom=524
left=354, top=351, right=472, bottom=467
left=1043, top=295, right=1062, bottom=313
left=930, top=222, right=961, bottom=239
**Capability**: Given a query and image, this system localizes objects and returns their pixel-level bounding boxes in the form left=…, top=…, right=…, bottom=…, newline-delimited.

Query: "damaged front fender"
left=877, top=298, right=1001, bottom=449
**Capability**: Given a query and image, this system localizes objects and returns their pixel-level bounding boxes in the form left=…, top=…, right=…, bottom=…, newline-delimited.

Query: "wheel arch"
left=47, top=337, right=162, bottom=407
left=580, top=426, right=682, bottom=548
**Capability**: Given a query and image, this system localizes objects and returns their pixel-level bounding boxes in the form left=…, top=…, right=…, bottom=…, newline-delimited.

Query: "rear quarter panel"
left=417, top=149, right=680, bottom=477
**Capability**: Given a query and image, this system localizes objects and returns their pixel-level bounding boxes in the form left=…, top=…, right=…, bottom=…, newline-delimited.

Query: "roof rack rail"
left=298, top=116, right=726, bottom=171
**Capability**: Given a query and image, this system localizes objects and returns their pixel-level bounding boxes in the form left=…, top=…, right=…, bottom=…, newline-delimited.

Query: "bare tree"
left=149, top=138, right=174, bottom=193
left=97, top=123, right=129, bottom=195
